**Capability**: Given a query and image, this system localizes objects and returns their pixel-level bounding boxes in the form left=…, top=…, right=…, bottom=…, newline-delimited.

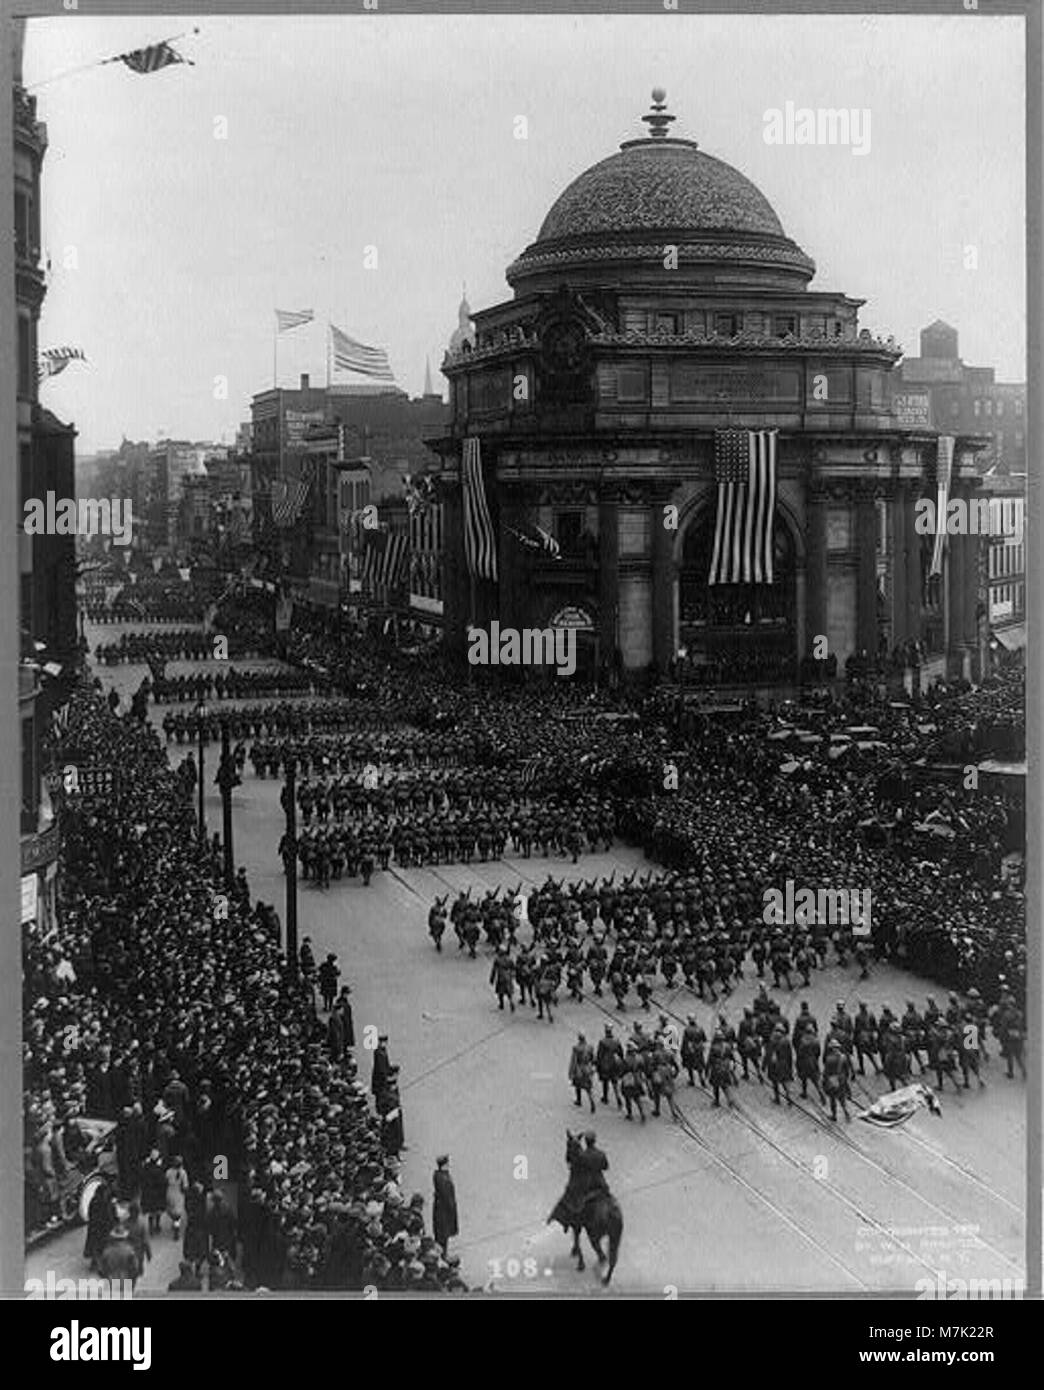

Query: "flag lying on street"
left=708, top=428, right=777, bottom=585
left=857, top=1082, right=941, bottom=1128
left=330, top=324, right=394, bottom=382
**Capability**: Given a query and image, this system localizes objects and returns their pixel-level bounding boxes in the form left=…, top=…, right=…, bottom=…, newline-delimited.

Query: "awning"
left=993, top=624, right=1026, bottom=651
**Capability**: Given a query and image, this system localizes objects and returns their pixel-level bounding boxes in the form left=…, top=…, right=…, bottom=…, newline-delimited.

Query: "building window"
left=773, top=315, right=797, bottom=337
left=1015, top=431, right=1024, bottom=450
left=951, top=400, right=960, bottom=417
left=653, top=312, right=678, bottom=334
left=973, top=399, right=981, bottom=416
left=617, top=366, right=647, bottom=403
left=996, top=399, right=1004, bottom=416
left=832, top=320, right=843, bottom=338
left=985, top=399, right=993, bottom=415
left=1015, top=398, right=1023, bottom=416
left=714, top=313, right=740, bottom=337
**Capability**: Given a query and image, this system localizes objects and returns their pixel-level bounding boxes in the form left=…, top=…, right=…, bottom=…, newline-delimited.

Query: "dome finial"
left=642, top=88, right=675, bottom=141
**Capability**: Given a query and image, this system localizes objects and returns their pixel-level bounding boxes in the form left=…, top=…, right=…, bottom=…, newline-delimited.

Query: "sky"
left=23, top=11, right=1026, bottom=456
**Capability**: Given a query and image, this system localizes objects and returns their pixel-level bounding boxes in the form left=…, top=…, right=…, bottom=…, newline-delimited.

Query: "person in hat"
left=168, top=1259, right=203, bottom=1292
left=318, top=953, right=340, bottom=1013
left=371, top=1035, right=392, bottom=1098
left=568, top=1032, right=596, bottom=1114
left=164, top=1153, right=189, bottom=1239
left=83, top=1172, right=116, bottom=1271
left=822, top=1039, right=852, bottom=1122
left=432, top=1155, right=458, bottom=1256
left=596, top=1024, right=623, bottom=1106
left=97, top=1210, right=141, bottom=1287
left=766, top=1022, right=794, bottom=1106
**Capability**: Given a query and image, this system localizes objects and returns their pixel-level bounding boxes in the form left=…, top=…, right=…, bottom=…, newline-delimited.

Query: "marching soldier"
left=708, top=1030, right=737, bottom=1109
left=822, top=1039, right=852, bottom=1121
left=489, top=949, right=516, bottom=1014
left=796, top=1025, right=826, bottom=1104
left=853, top=1003, right=880, bottom=1077
left=619, top=1047, right=646, bottom=1123
left=568, top=1033, right=597, bottom=1114
left=596, top=1025, right=623, bottom=1107
left=680, top=1016, right=707, bottom=1087
left=737, top=1008, right=763, bottom=1083
left=767, top=1023, right=794, bottom=1106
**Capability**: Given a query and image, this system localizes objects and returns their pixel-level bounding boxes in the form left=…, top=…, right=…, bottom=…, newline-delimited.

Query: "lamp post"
left=195, top=700, right=207, bottom=840
left=675, top=644, right=688, bottom=732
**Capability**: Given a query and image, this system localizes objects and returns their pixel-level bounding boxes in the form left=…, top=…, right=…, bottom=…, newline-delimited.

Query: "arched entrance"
left=677, top=509, right=799, bottom=684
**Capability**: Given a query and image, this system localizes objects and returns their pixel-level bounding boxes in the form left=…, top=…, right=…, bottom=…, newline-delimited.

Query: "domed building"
left=433, top=92, right=988, bottom=686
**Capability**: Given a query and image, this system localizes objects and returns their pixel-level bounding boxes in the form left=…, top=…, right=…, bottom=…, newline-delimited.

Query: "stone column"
left=889, top=487, right=908, bottom=647
left=806, top=483, right=829, bottom=654
left=598, top=492, right=619, bottom=669
left=651, top=491, right=674, bottom=672
left=855, top=488, right=878, bottom=657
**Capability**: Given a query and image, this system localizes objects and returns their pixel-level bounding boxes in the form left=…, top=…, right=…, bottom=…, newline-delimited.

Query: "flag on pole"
left=113, top=41, right=192, bottom=74
left=329, top=324, right=395, bottom=382
left=930, top=436, right=955, bottom=578
left=381, top=531, right=409, bottom=588
left=38, top=347, right=86, bottom=381
left=508, top=523, right=560, bottom=559
left=276, top=309, right=314, bottom=334
left=708, top=428, right=778, bottom=586
left=462, top=436, right=498, bottom=582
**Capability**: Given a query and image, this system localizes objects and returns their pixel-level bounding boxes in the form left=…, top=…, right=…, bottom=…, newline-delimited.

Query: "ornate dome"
left=507, top=91, right=814, bottom=292
left=536, top=143, right=785, bottom=243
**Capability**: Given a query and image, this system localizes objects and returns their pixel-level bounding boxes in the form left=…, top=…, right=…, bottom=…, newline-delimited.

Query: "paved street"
left=27, top=635, right=1024, bottom=1297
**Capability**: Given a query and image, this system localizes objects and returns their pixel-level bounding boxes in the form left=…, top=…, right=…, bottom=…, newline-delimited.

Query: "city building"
left=432, top=92, right=991, bottom=686
left=13, top=19, right=76, bottom=929
left=897, top=321, right=1027, bottom=477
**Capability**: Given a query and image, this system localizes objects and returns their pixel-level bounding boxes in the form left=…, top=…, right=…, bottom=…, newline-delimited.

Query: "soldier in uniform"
left=708, top=1030, right=737, bottom=1109
left=568, top=1033, right=597, bottom=1114
left=596, top=1025, right=623, bottom=1107
left=853, top=1003, right=880, bottom=1077
left=767, top=1023, right=794, bottom=1106
left=489, top=949, right=516, bottom=1013
left=619, top=1048, right=646, bottom=1123
left=536, top=959, right=558, bottom=1023
left=796, top=1025, right=826, bottom=1104
left=680, top=1016, right=707, bottom=1087
left=822, top=1039, right=852, bottom=1121
left=737, top=1008, right=763, bottom=1083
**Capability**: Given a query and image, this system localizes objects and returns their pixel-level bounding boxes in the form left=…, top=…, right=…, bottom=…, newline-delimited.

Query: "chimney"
left=300, top=373, right=310, bottom=390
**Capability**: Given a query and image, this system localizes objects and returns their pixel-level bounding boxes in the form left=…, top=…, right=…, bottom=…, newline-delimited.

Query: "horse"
left=548, top=1131, right=623, bottom=1286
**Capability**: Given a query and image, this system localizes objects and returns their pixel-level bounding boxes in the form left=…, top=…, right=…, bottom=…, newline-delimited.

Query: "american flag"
left=708, top=428, right=778, bottom=586
left=519, top=755, right=543, bottom=791
left=38, top=347, right=86, bottom=381
left=361, top=528, right=408, bottom=590
left=930, top=436, right=955, bottom=578
left=115, top=41, right=192, bottom=74
left=270, top=462, right=314, bottom=528
left=276, top=308, right=314, bottom=333
left=462, top=437, right=498, bottom=582
left=330, top=324, right=395, bottom=382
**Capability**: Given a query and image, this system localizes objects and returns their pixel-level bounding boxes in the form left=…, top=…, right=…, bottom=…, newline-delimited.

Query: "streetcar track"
left=646, top=990, right=1023, bottom=1275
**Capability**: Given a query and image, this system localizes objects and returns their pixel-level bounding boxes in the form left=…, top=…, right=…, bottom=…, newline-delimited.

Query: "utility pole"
left=283, top=758, right=299, bottom=982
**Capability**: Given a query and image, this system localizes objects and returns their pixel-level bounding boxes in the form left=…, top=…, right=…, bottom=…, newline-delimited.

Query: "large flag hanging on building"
left=113, top=40, right=192, bottom=74
left=276, top=308, right=314, bottom=333
left=361, top=528, right=408, bottom=589
left=708, top=428, right=778, bottom=586
left=462, top=436, right=498, bottom=582
left=38, top=346, right=86, bottom=381
left=330, top=324, right=395, bottom=382
left=270, top=462, right=314, bottom=528
left=929, top=436, right=956, bottom=578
